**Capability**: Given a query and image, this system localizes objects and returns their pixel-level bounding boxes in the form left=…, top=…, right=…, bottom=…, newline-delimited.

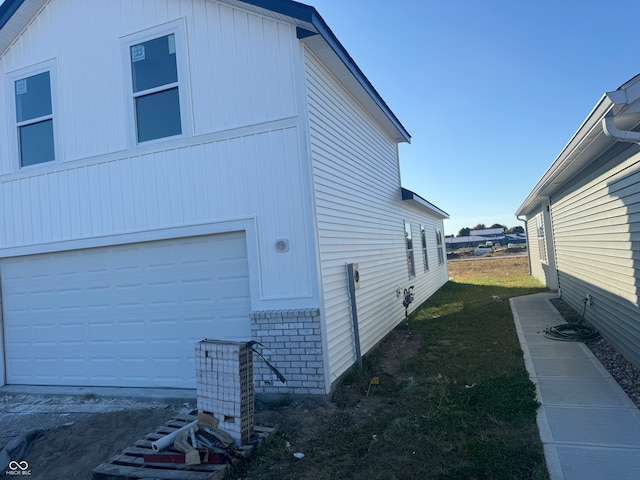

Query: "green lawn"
left=239, top=257, right=549, bottom=480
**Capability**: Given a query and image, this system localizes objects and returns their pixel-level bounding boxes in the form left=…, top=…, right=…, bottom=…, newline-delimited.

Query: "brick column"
left=195, top=340, right=254, bottom=445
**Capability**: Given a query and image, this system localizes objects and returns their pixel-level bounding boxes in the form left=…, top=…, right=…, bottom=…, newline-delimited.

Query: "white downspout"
left=517, top=215, right=532, bottom=275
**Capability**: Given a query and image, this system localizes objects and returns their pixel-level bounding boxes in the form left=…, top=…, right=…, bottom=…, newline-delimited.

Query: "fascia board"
left=0, top=0, right=48, bottom=56
left=401, top=187, right=449, bottom=219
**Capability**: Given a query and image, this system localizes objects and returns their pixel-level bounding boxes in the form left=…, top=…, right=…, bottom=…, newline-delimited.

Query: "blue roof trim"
left=235, top=0, right=315, bottom=22
left=401, top=187, right=449, bottom=219
left=0, top=0, right=24, bottom=30
left=240, top=0, right=411, bottom=143
left=296, top=27, right=317, bottom=40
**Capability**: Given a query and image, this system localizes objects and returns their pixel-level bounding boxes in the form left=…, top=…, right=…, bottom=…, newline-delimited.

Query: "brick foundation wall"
left=250, top=308, right=325, bottom=395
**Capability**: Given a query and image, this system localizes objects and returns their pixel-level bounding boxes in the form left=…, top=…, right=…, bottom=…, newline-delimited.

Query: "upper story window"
left=405, top=221, right=415, bottom=278
left=13, top=69, right=56, bottom=167
left=420, top=224, right=429, bottom=271
left=122, top=20, right=189, bottom=145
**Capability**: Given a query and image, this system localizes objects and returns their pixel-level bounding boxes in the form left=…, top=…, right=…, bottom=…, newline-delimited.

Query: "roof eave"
left=515, top=94, right=615, bottom=217
left=401, top=187, right=449, bottom=219
left=516, top=73, right=640, bottom=218
left=236, top=0, right=411, bottom=143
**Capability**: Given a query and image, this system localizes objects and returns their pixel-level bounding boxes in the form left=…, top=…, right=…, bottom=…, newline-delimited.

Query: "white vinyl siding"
left=0, top=127, right=314, bottom=302
left=551, top=150, right=640, bottom=368
left=305, top=48, right=448, bottom=385
left=0, top=0, right=315, bottom=305
left=0, top=0, right=298, bottom=169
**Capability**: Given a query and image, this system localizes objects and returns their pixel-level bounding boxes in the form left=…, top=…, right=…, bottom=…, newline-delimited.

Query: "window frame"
left=404, top=221, right=416, bottom=278
left=536, top=214, right=547, bottom=262
left=420, top=224, right=429, bottom=272
left=121, top=19, right=191, bottom=146
left=435, top=228, right=445, bottom=265
left=7, top=60, right=61, bottom=169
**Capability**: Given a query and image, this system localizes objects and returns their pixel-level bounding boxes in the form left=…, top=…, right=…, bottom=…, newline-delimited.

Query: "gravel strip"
left=549, top=297, right=640, bottom=408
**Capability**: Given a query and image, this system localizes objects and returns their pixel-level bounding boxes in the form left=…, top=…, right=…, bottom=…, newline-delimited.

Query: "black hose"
left=543, top=323, right=600, bottom=342
left=544, top=298, right=600, bottom=342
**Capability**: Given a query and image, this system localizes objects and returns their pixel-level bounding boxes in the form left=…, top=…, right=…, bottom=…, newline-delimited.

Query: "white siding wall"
left=0, top=0, right=298, bottom=164
left=304, top=49, right=448, bottom=385
left=551, top=149, right=640, bottom=367
left=0, top=0, right=317, bottom=309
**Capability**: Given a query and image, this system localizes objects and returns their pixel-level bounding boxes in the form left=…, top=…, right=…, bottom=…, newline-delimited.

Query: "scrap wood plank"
left=108, top=453, right=226, bottom=471
left=92, top=415, right=274, bottom=480
left=92, top=462, right=225, bottom=480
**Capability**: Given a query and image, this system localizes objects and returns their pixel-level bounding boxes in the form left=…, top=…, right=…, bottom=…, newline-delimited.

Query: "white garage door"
left=1, top=232, right=251, bottom=388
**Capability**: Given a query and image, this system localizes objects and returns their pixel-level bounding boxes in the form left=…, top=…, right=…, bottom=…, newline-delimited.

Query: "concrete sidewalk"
left=511, top=292, right=640, bottom=480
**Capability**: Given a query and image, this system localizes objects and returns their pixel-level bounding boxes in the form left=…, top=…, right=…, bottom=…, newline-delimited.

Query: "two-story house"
left=0, top=0, right=449, bottom=396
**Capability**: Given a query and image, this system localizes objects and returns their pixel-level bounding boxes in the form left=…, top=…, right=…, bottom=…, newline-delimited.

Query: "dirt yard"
left=0, top=394, right=191, bottom=479
left=0, top=329, right=423, bottom=480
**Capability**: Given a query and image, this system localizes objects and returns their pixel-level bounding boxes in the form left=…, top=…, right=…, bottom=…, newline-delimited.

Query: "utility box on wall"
left=347, top=263, right=360, bottom=290
left=195, top=340, right=254, bottom=445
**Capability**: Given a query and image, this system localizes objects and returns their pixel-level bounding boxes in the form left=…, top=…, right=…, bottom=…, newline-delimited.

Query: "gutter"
left=601, top=86, right=640, bottom=144
left=602, top=115, right=640, bottom=144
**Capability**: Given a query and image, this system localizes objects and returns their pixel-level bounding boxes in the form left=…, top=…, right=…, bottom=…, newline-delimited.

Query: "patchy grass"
left=237, top=257, right=548, bottom=480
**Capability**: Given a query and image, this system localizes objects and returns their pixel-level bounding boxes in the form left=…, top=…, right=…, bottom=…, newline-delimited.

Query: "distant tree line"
left=456, top=224, right=524, bottom=237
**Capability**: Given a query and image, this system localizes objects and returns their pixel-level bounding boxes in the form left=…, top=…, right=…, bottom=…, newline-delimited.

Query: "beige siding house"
left=516, top=73, right=640, bottom=369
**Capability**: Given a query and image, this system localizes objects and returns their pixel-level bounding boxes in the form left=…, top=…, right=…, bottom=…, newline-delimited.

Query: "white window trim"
left=404, top=221, right=416, bottom=279
left=420, top=224, right=429, bottom=272
left=6, top=59, right=61, bottom=170
left=536, top=213, right=547, bottom=263
left=435, top=228, right=445, bottom=265
left=120, top=18, right=192, bottom=147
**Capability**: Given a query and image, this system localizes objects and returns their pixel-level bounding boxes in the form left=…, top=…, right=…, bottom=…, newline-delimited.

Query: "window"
left=536, top=214, right=547, bottom=262
left=436, top=228, right=445, bottom=265
left=123, top=21, right=189, bottom=144
left=405, top=221, right=415, bottom=278
left=14, top=70, right=55, bottom=167
left=420, top=225, right=429, bottom=271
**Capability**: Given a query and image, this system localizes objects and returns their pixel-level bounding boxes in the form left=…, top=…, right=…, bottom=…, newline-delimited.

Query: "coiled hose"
left=543, top=299, right=600, bottom=342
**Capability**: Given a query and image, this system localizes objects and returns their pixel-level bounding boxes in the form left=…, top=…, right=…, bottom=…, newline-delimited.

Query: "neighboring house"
left=516, top=73, right=640, bottom=370
left=0, top=0, right=449, bottom=396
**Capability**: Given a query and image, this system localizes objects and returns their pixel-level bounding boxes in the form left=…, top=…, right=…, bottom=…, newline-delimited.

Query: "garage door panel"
left=2, top=232, right=251, bottom=388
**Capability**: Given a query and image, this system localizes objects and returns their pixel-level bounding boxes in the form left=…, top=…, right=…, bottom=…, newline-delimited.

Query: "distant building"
left=445, top=227, right=505, bottom=250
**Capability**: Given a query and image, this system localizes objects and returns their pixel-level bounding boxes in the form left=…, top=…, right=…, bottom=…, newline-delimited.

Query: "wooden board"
left=92, top=414, right=274, bottom=480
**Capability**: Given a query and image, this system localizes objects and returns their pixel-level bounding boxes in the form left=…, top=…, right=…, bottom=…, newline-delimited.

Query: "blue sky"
left=309, top=0, right=640, bottom=235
